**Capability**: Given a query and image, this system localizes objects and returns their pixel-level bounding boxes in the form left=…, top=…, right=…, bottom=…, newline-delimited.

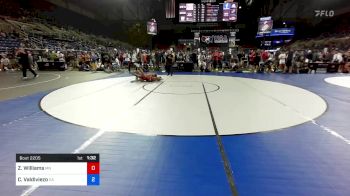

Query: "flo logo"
left=315, top=10, right=335, bottom=17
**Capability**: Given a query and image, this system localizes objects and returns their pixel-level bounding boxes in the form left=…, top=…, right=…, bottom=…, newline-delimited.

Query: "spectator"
left=261, top=50, right=269, bottom=63
left=165, top=50, right=174, bottom=76
left=332, top=50, right=343, bottom=64
left=306, top=50, right=313, bottom=63
left=254, top=50, right=261, bottom=71
left=323, top=48, right=333, bottom=62
left=285, top=50, right=294, bottom=73
left=293, top=50, right=304, bottom=74
left=58, top=51, right=65, bottom=62
left=0, top=56, right=3, bottom=71
left=249, top=50, right=256, bottom=67
left=278, top=51, right=287, bottom=72
left=212, top=50, right=221, bottom=70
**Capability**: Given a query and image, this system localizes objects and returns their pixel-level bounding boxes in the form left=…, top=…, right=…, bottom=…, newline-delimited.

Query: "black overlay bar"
left=16, top=154, right=99, bottom=162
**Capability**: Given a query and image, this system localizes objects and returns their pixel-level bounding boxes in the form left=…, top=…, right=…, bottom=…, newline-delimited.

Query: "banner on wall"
left=256, top=28, right=295, bottom=37
left=270, top=28, right=295, bottom=36
left=201, top=35, right=228, bottom=44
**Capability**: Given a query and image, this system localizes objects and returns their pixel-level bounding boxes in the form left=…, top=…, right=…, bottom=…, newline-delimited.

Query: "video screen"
left=258, top=17, right=273, bottom=34
left=179, top=3, right=195, bottom=22
left=179, top=2, right=238, bottom=23
left=222, top=2, right=238, bottom=22
left=147, top=21, right=157, bottom=35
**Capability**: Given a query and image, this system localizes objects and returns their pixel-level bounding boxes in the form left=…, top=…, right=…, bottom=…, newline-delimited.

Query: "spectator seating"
left=0, top=37, right=20, bottom=48
left=0, top=16, right=131, bottom=52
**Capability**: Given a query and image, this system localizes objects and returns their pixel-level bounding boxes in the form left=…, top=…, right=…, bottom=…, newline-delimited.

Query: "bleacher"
left=0, top=16, right=131, bottom=53
left=0, top=36, right=20, bottom=53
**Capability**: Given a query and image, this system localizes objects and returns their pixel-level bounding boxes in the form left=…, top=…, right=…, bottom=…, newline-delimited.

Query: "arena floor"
left=1, top=71, right=350, bottom=196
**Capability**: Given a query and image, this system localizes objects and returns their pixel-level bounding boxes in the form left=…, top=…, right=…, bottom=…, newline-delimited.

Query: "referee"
left=165, top=50, right=174, bottom=76
left=17, top=49, right=38, bottom=79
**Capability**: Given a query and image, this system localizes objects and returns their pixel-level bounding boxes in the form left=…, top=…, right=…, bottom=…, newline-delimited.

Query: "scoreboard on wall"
left=179, top=2, right=238, bottom=23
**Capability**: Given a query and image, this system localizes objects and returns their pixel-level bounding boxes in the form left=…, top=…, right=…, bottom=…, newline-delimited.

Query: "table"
left=37, top=61, right=66, bottom=71
left=308, top=62, right=339, bottom=73
left=175, top=61, right=194, bottom=72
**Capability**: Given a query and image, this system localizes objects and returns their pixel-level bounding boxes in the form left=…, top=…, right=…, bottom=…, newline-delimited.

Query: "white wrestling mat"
left=40, top=75, right=327, bottom=136
left=325, top=76, right=350, bottom=89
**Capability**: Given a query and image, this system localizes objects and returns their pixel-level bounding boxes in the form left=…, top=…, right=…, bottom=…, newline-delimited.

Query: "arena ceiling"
left=271, top=0, right=350, bottom=22
left=47, top=0, right=166, bottom=23
left=47, top=0, right=350, bottom=24
left=27, top=0, right=350, bottom=43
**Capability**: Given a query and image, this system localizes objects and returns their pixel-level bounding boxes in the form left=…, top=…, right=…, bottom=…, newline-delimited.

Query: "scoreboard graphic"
left=179, top=2, right=238, bottom=23
left=16, top=154, right=100, bottom=186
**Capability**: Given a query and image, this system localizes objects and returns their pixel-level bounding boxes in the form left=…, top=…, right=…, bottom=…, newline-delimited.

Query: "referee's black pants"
left=22, top=64, right=37, bottom=77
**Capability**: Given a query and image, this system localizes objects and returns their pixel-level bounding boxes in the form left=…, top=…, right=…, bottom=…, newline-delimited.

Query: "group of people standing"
left=9, top=46, right=349, bottom=81
left=124, top=49, right=176, bottom=76
left=275, top=48, right=349, bottom=73
left=246, top=48, right=350, bottom=73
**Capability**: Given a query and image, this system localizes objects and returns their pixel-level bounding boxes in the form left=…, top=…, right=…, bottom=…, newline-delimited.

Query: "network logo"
left=314, top=10, right=335, bottom=17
